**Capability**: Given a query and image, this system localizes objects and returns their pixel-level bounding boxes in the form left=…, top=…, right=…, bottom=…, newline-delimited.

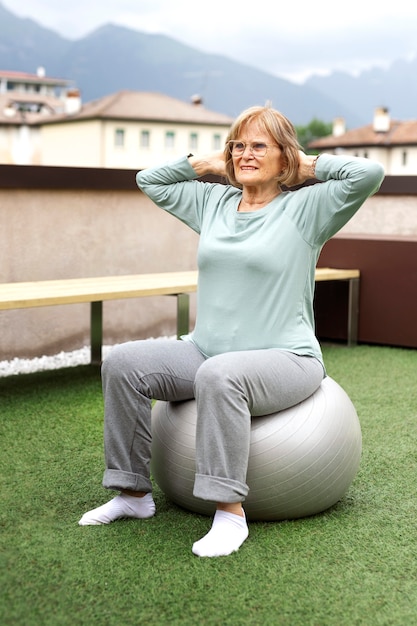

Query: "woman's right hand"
left=188, top=151, right=226, bottom=177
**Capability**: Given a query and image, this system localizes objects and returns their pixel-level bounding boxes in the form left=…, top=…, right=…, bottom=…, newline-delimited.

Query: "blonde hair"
left=224, top=105, right=301, bottom=188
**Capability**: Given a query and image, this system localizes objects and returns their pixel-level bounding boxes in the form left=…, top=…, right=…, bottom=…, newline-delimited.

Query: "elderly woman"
left=79, top=106, right=384, bottom=557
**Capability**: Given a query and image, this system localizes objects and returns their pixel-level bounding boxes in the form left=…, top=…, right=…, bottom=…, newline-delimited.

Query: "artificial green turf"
left=1, top=345, right=416, bottom=625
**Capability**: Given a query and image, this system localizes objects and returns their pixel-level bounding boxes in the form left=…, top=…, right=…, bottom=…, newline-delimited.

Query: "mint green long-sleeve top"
left=136, top=154, right=384, bottom=365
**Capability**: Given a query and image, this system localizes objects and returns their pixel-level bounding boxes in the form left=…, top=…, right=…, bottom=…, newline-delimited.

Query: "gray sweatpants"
left=101, top=339, right=324, bottom=504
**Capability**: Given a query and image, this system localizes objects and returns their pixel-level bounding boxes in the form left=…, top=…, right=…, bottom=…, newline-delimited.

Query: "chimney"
left=333, top=117, right=346, bottom=137
left=65, top=89, right=82, bottom=115
left=373, top=107, right=390, bottom=133
left=191, top=94, right=203, bottom=106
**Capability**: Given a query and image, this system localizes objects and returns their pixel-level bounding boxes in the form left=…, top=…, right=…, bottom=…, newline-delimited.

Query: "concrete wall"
left=340, top=194, right=417, bottom=237
left=1, top=166, right=417, bottom=359
left=0, top=166, right=199, bottom=359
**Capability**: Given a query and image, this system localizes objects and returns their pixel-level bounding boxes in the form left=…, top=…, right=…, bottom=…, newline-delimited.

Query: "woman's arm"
left=293, top=151, right=384, bottom=200
left=136, top=153, right=229, bottom=234
left=288, top=152, right=385, bottom=244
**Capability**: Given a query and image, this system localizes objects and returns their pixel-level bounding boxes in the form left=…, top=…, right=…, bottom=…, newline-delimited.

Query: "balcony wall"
left=0, top=165, right=201, bottom=360
left=1, top=166, right=416, bottom=360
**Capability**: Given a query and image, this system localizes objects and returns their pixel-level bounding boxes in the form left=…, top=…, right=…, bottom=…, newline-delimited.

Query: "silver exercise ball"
left=150, top=377, right=362, bottom=521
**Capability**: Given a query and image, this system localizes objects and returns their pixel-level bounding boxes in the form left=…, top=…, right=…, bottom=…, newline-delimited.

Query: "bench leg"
left=90, top=301, right=103, bottom=365
left=347, top=278, right=360, bottom=346
left=176, top=293, right=190, bottom=338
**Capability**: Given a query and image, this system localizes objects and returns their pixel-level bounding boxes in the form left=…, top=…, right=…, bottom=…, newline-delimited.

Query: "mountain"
left=0, top=2, right=360, bottom=126
left=306, top=57, right=417, bottom=124
left=0, top=3, right=415, bottom=127
left=58, top=24, right=361, bottom=126
left=0, top=3, right=71, bottom=70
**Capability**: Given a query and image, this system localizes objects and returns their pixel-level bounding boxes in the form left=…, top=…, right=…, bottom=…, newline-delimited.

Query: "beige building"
left=0, top=67, right=78, bottom=165
left=39, top=91, right=233, bottom=169
left=0, top=67, right=233, bottom=168
left=309, top=107, right=417, bottom=175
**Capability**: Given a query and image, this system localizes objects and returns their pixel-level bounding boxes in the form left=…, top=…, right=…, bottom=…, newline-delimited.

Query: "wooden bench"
left=0, top=267, right=359, bottom=364
left=315, top=267, right=360, bottom=347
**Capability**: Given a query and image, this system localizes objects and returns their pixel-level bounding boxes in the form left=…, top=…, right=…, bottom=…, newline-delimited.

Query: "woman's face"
left=231, top=121, right=285, bottom=189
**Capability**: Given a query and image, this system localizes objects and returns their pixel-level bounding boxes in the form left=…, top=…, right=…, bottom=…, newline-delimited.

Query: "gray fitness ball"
left=151, top=377, right=362, bottom=521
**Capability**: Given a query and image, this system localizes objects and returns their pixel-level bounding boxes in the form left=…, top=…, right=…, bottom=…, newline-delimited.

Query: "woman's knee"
left=194, top=354, right=240, bottom=395
left=101, top=342, right=140, bottom=382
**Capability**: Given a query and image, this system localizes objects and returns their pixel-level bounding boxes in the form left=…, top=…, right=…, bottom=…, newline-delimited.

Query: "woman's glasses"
left=227, top=141, right=279, bottom=157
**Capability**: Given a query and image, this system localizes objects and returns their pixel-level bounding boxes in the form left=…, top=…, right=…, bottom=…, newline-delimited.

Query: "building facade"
left=308, top=107, right=417, bottom=175
left=0, top=67, right=78, bottom=165
left=0, top=68, right=233, bottom=168
left=39, top=91, right=233, bottom=169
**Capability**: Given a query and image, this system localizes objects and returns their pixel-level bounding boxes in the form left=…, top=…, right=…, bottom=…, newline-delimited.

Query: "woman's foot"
left=192, top=509, right=249, bottom=557
left=78, top=492, right=156, bottom=525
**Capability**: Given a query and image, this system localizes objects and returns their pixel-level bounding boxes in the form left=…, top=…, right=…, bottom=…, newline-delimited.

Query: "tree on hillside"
left=295, top=118, right=332, bottom=153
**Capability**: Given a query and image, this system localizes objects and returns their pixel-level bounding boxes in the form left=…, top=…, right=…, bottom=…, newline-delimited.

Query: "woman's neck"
left=238, top=187, right=281, bottom=212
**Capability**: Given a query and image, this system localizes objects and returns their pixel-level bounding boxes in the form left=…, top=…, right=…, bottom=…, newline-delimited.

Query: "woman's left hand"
left=293, top=151, right=319, bottom=185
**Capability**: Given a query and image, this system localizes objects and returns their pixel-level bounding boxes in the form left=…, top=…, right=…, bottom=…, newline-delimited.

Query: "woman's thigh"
left=199, top=349, right=325, bottom=416
left=102, top=338, right=206, bottom=402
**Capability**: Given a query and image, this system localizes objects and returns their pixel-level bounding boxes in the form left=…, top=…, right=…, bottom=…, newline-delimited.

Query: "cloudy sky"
left=4, top=0, right=417, bottom=83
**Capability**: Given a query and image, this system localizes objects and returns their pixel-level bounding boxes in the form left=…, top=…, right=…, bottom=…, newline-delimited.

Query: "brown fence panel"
left=316, top=235, right=417, bottom=348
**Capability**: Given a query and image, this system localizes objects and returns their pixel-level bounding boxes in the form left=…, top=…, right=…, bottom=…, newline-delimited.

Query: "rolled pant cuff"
left=103, top=469, right=152, bottom=493
left=193, top=473, right=248, bottom=503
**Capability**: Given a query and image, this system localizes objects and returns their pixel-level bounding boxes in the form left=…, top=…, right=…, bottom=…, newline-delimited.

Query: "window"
left=189, top=132, right=198, bottom=151
left=402, top=150, right=408, bottom=166
left=140, top=130, right=150, bottom=148
left=115, top=128, right=125, bottom=147
left=212, top=134, right=222, bottom=150
left=165, top=131, right=175, bottom=149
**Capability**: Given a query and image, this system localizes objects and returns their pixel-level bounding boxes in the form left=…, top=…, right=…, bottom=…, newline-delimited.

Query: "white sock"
left=78, top=492, right=156, bottom=525
left=192, top=509, right=249, bottom=557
